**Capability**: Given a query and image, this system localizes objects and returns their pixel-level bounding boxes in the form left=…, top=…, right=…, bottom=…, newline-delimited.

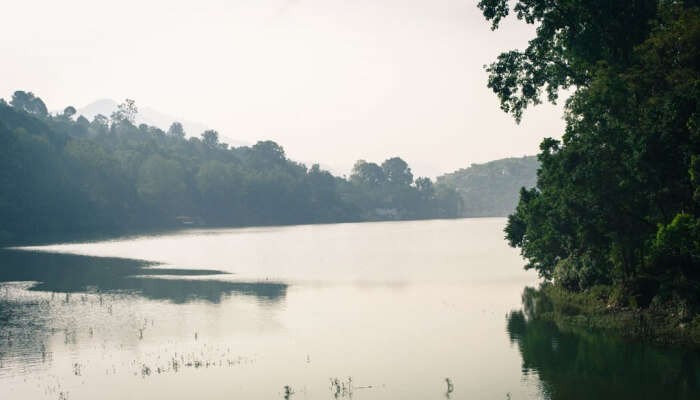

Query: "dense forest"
left=481, top=0, right=700, bottom=326
left=0, top=93, right=462, bottom=244
left=437, top=156, right=538, bottom=217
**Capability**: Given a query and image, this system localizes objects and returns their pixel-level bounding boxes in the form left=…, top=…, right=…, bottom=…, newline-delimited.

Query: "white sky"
left=0, top=0, right=565, bottom=178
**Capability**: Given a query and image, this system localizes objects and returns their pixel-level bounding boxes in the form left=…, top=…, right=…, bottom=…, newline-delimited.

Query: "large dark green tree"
left=351, top=160, right=386, bottom=186
left=381, top=157, right=413, bottom=186
left=10, top=91, right=48, bottom=116
left=490, top=0, right=700, bottom=304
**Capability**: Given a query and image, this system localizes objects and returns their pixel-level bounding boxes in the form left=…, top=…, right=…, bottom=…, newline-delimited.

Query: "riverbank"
left=0, top=216, right=479, bottom=248
left=522, top=284, right=700, bottom=349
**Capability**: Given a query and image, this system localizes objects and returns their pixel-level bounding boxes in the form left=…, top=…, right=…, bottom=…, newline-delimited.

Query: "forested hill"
left=0, top=93, right=463, bottom=244
left=436, top=156, right=538, bottom=217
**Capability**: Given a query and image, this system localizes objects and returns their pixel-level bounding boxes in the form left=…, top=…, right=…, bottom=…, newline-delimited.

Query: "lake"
left=1, top=218, right=698, bottom=399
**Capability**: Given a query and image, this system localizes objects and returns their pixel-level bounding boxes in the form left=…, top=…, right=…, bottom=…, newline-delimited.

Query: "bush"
left=553, top=255, right=609, bottom=291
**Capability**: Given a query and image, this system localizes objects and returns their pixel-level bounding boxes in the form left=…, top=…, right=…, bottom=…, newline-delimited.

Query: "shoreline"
left=522, top=284, right=700, bottom=349
left=1, top=215, right=501, bottom=248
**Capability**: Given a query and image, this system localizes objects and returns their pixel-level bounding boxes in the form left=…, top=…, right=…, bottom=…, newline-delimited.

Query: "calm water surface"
left=1, top=218, right=698, bottom=399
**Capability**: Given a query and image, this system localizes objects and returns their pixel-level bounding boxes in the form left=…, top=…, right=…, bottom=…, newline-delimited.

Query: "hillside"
left=437, top=156, right=538, bottom=217
left=0, top=93, right=463, bottom=244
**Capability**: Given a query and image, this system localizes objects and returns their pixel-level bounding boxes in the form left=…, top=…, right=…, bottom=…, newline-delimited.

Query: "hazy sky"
left=1, top=0, right=565, bottom=178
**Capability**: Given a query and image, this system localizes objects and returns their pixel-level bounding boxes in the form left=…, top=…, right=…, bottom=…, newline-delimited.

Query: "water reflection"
left=507, top=287, right=700, bottom=400
left=0, top=249, right=287, bottom=304
left=0, top=248, right=288, bottom=380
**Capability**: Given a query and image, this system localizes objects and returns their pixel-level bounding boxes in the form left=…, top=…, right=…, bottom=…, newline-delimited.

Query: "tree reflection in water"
left=507, top=287, right=700, bottom=400
left=0, top=249, right=287, bottom=375
left=0, top=249, right=286, bottom=303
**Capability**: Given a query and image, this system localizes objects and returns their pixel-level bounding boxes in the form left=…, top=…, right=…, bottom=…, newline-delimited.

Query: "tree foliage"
left=491, top=1, right=700, bottom=306
left=478, top=0, right=658, bottom=122
left=167, top=122, right=185, bottom=138
left=0, top=96, right=463, bottom=243
left=351, top=160, right=386, bottom=186
left=110, top=98, right=138, bottom=124
left=63, top=106, right=76, bottom=119
left=381, top=157, right=413, bottom=186
left=10, top=91, right=48, bottom=117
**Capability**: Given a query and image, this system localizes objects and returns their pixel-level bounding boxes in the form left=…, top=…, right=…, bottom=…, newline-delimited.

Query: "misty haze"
left=1, top=1, right=699, bottom=399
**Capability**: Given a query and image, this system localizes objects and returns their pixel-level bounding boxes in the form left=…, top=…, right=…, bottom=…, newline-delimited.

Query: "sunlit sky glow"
left=1, top=0, right=565, bottom=177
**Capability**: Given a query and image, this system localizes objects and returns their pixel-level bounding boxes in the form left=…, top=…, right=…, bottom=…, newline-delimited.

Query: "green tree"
left=381, top=157, right=413, bottom=186
left=10, top=91, right=48, bottom=116
left=90, top=114, right=109, bottom=135
left=415, top=177, right=434, bottom=198
left=350, top=160, right=386, bottom=186
left=435, top=184, right=463, bottom=218
left=136, top=155, right=188, bottom=212
left=196, top=160, right=244, bottom=222
left=63, top=106, right=76, bottom=119
left=168, top=121, right=185, bottom=138
left=111, top=99, right=138, bottom=124
left=477, top=0, right=658, bottom=122
left=201, top=129, right=219, bottom=147
left=76, top=115, right=89, bottom=127
left=494, top=1, right=700, bottom=300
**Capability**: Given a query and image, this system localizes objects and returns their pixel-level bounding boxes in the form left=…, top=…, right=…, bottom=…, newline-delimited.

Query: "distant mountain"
left=77, top=99, right=248, bottom=147
left=75, top=99, right=118, bottom=120
left=437, top=156, right=538, bottom=217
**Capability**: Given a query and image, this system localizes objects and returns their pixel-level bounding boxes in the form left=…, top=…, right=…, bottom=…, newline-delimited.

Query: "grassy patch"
left=527, top=284, right=700, bottom=348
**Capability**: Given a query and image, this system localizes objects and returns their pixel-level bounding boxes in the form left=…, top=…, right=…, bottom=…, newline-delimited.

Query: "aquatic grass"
left=523, top=284, right=700, bottom=348
left=329, top=376, right=378, bottom=397
left=283, top=385, right=294, bottom=399
left=445, top=377, right=454, bottom=398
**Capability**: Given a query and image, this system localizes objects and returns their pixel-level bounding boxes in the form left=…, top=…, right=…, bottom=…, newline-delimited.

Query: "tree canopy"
left=491, top=1, right=700, bottom=308
left=10, top=91, right=48, bottom=117
left=0, top=95, right=463, bottom=244
left=167, top=122, right=185, bottom=138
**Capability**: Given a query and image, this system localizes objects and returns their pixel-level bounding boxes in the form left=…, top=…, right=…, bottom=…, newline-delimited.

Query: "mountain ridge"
left=77, top=99, right=249, bottom=147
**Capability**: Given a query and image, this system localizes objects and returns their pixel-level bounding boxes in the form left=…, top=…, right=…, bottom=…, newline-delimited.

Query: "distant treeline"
left=437, top=156, right=538, bottom=217
left=0, top=92, right=462, bottom=244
